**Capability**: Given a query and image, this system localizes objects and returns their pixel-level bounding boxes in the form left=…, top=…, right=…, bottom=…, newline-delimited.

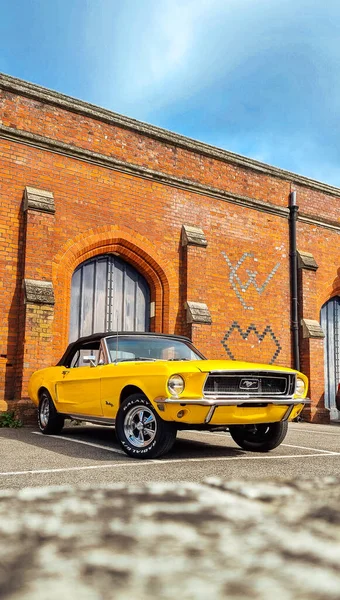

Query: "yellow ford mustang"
left=28, top=332, right=309, bottom=459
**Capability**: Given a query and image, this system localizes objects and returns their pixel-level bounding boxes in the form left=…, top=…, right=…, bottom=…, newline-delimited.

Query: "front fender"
left=28, top=369, right=60, bottom=407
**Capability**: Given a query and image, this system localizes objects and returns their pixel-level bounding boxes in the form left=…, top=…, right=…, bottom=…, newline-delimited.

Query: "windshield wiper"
left=167, top=358, right=189, bottom=361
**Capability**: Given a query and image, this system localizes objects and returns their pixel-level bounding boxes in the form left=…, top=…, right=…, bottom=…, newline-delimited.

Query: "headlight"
left=295, top=377, right=305, bottom=398
left=167, top=374, right=185, bottom=397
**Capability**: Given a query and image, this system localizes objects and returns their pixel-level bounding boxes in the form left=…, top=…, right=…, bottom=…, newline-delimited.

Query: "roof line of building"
left=1, top=72, right=340, bottom=199
left=1, top=123, right=339, bottom=232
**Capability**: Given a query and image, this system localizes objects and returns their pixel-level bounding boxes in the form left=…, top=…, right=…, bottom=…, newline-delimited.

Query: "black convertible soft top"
left=57, top=331, right=193, bottom=366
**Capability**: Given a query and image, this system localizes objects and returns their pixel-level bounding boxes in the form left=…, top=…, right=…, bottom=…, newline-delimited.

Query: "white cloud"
left=82, top=0, right=235, bottom=113
left=78, top=0, right=340, bottom=185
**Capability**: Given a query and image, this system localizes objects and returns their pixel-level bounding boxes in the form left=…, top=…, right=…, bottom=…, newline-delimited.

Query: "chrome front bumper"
left=155, top=396, right=310, bottom=407
left=155, top=396, right=309, bottom=424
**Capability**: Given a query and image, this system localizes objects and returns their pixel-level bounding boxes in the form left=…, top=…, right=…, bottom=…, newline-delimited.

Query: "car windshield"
left=105, top=336, right=204, bottom=363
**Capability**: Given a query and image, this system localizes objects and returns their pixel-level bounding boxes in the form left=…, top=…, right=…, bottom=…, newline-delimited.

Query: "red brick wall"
left=0, top=90, right=290, bottom=206
left=1, top=84, right=340, bottom=422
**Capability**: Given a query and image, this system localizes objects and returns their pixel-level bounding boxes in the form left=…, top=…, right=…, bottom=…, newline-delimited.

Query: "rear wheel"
left=229, top=421, right=288, bottom=452
left=115, top=393, right=177, bottom=459
left=38, top=391, right=65, bottom=435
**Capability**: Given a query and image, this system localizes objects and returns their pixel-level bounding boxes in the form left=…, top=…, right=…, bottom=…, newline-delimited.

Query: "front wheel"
left=38, top=391, right=65, bottom=435
left=115, top=394, right=177, bottom=459
left=229, top=421, right=288, bottom=452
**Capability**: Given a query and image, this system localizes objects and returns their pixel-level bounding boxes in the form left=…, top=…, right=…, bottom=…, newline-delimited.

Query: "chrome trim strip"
left=101, top=338, right=111, bottom=365
left=203, top=392, right=294, bottom=400
left=154, top=397, right=309, bottom=407
left=206, top=370, right=294, bottom=375
left=282, top=405, right=295, bottom=421
left=66, top=413, right=116, bottom=425
left=204, top=406, right=216, bottom=424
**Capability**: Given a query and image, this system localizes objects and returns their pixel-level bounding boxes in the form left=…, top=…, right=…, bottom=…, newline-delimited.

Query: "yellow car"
left=28, top=332, right=309, bottom=459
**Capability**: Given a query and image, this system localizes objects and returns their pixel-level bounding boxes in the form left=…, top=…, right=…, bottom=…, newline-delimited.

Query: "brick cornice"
left=0, top=122, right=340, bottom=231
left=298, top=213, right=340, bottom=232
left=0, top=123, right=288, bottom=219
left=1, top=72, right=340, bottom=199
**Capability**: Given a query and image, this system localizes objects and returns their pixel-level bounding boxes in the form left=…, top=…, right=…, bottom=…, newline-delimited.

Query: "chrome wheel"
left=124, top=405, right=157, bottom=448
left=39, top=396, right=50, bottom=428
left=116, top=394, right=177, bottom=459
left=38, top=391, right=64, bottom=435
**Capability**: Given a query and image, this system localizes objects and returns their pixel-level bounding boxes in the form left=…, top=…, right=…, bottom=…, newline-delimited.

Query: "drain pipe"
left=289, top=191, right=300, bottom=372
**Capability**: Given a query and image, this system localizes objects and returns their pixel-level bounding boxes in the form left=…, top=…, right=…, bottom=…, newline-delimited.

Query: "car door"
left=56, top=345, right=103, bottom=417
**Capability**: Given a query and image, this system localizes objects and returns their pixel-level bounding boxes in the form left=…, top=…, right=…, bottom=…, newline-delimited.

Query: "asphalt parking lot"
left=1, top=421, right=340, bottom=490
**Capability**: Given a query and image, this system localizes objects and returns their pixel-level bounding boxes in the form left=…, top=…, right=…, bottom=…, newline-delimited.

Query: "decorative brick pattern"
left=222, top=252, right=280, bottom=310
left=221, top=322, right=282, bottom=364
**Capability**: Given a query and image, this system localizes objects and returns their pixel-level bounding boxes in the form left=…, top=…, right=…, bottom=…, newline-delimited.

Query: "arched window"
left=69, top=254, right=150, bottom=341
left=320, top=296, right=340, bottom=420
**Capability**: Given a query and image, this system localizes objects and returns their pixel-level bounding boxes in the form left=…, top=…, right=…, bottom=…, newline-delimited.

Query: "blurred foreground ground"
left=1, top=477, right=340, bottom=599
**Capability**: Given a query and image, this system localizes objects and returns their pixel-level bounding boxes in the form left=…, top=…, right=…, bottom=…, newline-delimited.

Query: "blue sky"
left=1, top=0, right=340, bottom=186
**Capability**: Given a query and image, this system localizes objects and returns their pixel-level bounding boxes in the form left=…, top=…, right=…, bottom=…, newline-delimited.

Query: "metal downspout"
left=289, top=191, right=300, bottom=372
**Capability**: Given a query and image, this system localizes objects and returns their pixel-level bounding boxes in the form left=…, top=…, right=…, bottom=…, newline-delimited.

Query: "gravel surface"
left=1, top=477, right=340, bottom=599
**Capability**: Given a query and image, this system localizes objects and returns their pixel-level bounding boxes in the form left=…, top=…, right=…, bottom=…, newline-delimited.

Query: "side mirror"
left=83, top=355, right=97, bottom=367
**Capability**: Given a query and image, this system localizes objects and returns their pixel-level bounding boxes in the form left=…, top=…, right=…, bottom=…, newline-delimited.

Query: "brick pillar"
left=14, top=187, right=56, bottom=423
left=298, top=251, right=328, bottom=423
left=181, top=225, right=212, bottom=351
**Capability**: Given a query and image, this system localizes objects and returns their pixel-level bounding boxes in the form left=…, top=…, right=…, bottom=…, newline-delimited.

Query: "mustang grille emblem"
left=239, top=378, right=259, bottom=391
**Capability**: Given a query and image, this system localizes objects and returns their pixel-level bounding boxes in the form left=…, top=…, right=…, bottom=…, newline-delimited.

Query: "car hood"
left=187, top=359, right=298, bottom=374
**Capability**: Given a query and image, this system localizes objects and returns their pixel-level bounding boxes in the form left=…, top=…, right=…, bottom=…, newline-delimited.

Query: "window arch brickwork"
left=52, top=226, right=176, bottom=363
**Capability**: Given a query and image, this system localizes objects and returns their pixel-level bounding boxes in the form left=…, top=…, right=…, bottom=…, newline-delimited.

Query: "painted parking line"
left=32, top=431, right=126, bottom=455
left=282, top=443, right=338, bottom=454
left=205, top=431, right=338, bottom=455
left=1, top=451, right=340, bottom=478
left=289, top=428, right=340, bottom=436
left=33, top=431, right=339, bottom=457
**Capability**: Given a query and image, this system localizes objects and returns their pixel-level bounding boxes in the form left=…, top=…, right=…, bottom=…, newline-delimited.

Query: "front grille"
left=203, top=371, right=295, bottom=398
